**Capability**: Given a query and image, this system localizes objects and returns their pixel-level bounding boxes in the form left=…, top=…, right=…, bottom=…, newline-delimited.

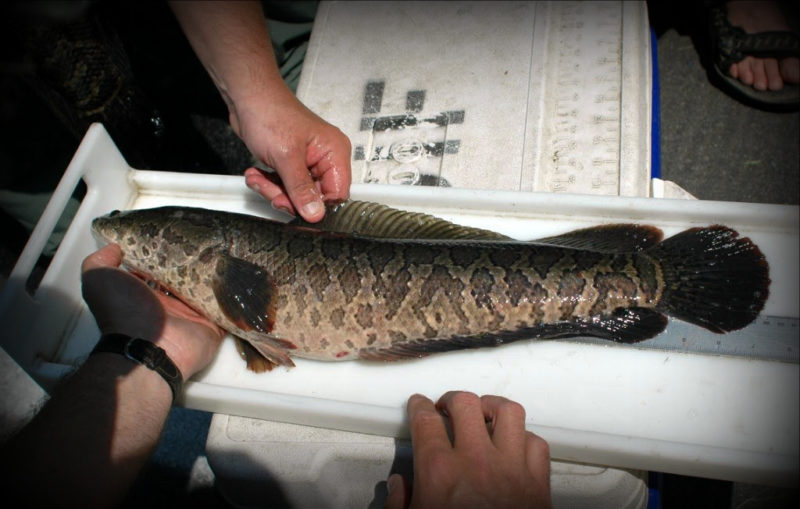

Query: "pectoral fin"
left=212, top=254, right=297, bottom=370
left=212, top=253, right=277, bottom=334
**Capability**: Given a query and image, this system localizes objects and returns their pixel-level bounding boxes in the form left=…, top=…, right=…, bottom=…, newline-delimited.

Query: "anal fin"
left=578, top=307, right=668, bottom=343
left=233, top=335, right=296, bottom=372
left=358, top=307, right=667, bottom=361
left=234, top=337, right=278, bottom=372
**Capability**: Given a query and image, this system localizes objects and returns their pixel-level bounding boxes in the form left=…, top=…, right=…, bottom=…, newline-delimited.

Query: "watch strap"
left=91, top=333, right=184, bottom=401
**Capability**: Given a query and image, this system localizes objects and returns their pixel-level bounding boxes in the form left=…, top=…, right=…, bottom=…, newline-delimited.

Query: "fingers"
left=435, top=392, right=528, bottom=453
left=245, top=166, right=326, bottom=222
left=407, top=394, right=451, bottom=457
left=244, top=167, right=282, bottom=203
left=241, top=118, right=351, bottom=223
left=244, top=168, right=300, bottom=215
left=81, top=244, right=123, bottom=273
left=311, top=131, right=352, bottom=204
left=480, top=395, right=527, bottom=452
left=525, top=430, right=551, bottom=476
left=525, top=430, right=552, bottom=506
left=276, top=160, right=326, bottom=222
left=384, top=473, right=410, bottom=509
left=435, top=391, right=491, bottom=447
left=405, top=392, right=551, bottom=508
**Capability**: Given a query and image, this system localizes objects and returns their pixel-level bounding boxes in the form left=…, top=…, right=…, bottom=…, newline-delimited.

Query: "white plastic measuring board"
left=1, top=125, right=798, bottom=485
left=297, top=0, right=652, bottom=196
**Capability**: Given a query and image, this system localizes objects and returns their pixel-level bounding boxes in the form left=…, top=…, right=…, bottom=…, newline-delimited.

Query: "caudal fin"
left=650, top=225, right=770, bottom=333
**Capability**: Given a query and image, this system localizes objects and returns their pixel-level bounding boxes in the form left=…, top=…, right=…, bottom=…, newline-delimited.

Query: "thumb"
left=274, top=156, right=325, bottom=223
left=81, top=244, right=123, bottom=273
left=384, top=473, right=410, bottom=509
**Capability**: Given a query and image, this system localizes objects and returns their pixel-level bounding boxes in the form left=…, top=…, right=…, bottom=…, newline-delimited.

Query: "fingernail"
left=271, top=202, right=293, bottom=216
left=301, top=200, right=324, bottom=219
left=247, top=181, right=260, bottom=192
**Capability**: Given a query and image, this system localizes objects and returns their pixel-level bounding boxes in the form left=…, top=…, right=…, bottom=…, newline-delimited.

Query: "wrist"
left=154, top=336, right=202, bottom=381
left=228, top=77, right=297, bottom=120
left=91, top=334, right=184, bottom=401
left=87, top=353, right=174, bottom=403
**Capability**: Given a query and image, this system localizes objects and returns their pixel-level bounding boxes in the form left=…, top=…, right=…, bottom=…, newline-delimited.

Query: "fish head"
left=91, top=206, right=223, bottom=281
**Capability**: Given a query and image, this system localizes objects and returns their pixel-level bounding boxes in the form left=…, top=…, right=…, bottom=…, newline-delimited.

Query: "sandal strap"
left=711, top=5, right=800, bottom=71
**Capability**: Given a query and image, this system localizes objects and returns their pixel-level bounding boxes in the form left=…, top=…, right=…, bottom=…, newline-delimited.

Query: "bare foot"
left=725, top=1, right=800, bottom=91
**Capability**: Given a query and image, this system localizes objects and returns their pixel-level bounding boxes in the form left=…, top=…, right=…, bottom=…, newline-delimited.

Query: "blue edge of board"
left=650, top=27, right=662, bottom=181
left=647, top=27, right=664, bottom=509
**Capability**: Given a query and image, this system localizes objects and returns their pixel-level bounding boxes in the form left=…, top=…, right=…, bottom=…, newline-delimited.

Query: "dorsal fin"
left=290, top=200, right=510, bottom=240
left=531, top=224, right=663, bottom=253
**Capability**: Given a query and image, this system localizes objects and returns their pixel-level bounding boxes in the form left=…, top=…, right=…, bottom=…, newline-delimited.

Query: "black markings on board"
left=354, top=141, right=451, bottom=162
left=406, top=90, right=425, bottom=112
left=355, top=79, right=465, bottom=162
left=362, top=81, right=385, bottom=114
left=359, top=111, right=465, bottom=132
left=444, top=110, right=465, bottom=124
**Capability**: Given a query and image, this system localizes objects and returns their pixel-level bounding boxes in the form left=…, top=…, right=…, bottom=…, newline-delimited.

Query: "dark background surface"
left=0, top=1, right=797, bottom=507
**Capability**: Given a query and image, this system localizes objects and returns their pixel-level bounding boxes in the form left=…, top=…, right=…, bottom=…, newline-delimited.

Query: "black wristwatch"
left=91, top=333, right=184, bottom=401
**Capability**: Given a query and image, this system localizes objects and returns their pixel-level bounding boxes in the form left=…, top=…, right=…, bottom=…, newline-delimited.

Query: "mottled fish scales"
left=91, top=203, right=770, bottom=371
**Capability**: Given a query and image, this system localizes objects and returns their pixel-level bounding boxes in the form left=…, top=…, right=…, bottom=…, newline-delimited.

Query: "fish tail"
left=650, top=225, right=770, bottom=333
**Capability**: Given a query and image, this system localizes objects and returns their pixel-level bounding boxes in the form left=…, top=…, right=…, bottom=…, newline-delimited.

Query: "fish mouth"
left=90, top=215, right=116, bottom=245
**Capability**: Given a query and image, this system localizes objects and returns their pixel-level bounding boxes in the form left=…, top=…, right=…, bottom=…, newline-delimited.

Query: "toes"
left=738, top=56, right=755, bottom=86
left=729, top=62, right=740, bottom=79
left=780, top=57, right=800, bottom=84
left=764, top=58, right=784, bottom=90
left=751, top=58, right=769, bottom=91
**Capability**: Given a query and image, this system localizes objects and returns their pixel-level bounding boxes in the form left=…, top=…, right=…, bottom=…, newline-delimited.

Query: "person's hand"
left=385, top=392, right=551, bottom=509
left=237, top=88, right=352, bottom=223
left=168, top=0, right=351, bottom=223
left=81, top=244, right=225, bottom=379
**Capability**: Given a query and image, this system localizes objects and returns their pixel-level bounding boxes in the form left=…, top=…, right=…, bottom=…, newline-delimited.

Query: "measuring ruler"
left=543, top=2, right=622, bottom=194
left=524, top=1, right=650, bottom=197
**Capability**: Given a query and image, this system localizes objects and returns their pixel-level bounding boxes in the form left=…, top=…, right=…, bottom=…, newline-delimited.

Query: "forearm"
left=1, top=354, right=172, bottom=507
left=169, top=1, right=290, bottom=115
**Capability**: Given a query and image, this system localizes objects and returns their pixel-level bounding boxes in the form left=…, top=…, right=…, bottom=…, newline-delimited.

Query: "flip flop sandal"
left=709, top=4, right=800, bottom=110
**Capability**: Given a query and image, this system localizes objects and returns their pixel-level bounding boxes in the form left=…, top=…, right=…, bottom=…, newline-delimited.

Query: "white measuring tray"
left=298, top=0, right=653, bottom=196
left=1, top=125, right=797, bottom=487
